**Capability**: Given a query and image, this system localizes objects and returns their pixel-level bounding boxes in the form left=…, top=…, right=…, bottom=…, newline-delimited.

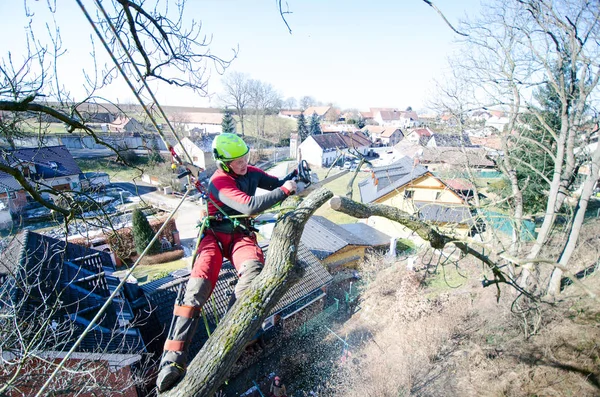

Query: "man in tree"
left=157, top=133, right=297, bottom=391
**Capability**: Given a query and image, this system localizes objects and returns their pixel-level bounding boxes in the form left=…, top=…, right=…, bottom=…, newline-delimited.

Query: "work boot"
left=156, top=278, right=212, bottom=392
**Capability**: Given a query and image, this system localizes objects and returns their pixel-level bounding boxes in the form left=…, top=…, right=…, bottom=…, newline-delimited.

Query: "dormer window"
left=49, top=161, right=58, bottom=170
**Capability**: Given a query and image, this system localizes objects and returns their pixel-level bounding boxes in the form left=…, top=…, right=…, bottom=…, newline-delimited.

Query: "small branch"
left=421, top=0, right=468, bottom=37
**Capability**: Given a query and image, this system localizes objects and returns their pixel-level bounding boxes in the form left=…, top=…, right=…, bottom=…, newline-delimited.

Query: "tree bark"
left=161, top=188, right=333, bottom=397
left=547, top=143, right=600, bottom=296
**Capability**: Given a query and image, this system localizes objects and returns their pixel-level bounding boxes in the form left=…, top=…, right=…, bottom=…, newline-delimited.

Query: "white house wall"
left=298, top=138, right=324, bottom=167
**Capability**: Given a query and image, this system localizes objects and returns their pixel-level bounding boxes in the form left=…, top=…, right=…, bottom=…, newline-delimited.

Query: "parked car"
left=343, top=161, right=352, bottom=169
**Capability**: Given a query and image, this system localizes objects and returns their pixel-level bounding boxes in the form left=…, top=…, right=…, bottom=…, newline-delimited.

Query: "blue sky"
left=0, top=0, right=480, bottom=112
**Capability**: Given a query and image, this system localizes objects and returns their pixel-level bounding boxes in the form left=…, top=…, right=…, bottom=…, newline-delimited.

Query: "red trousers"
left=191, top=230, right=264, bottom=288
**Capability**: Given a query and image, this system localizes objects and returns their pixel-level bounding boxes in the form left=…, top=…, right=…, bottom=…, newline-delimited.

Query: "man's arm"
left=210, top=174, right=291, bottom=216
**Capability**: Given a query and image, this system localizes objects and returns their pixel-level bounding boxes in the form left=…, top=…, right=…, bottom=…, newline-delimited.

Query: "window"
left=404, top=190, right=414, bottom=199
left=435, top=191, right=442, bottom=201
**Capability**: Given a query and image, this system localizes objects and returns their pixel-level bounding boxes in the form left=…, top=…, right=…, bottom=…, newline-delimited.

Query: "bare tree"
left=283, top=97, right=298, bottom=110
left=219, top=72, right=252, bottom=136
left=448, top=0, right=600, bottom=294
left=0, top=0, right=231, bottom=221
left=248, top=79, right=282, bottom=137
left=299, top=96, right=316, bottom=110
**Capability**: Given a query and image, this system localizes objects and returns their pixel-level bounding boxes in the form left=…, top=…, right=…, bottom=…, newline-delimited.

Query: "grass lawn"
left=119, top=257, right=189, bottom=284
left=312, top=168, right=369, bottom=224
left=78, top=156, right=157, bottom=182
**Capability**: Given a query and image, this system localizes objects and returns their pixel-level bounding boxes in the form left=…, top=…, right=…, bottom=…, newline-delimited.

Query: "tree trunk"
left=161, top=188, right=333, bottom=397
left=547, top=144, right=600, bottom=296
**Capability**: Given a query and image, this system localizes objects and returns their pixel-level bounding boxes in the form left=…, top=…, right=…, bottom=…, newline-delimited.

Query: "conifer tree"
left=221, top=109, right=236, bottom=133
left=309, top=113, right=322, bottom=135
left=132, top=208, right=160, bottom=255
left=297, top=111, right=309, bottom=141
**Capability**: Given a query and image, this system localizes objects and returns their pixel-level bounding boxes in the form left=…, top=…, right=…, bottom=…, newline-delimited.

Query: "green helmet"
left=212, top=133, right=249, bottom=161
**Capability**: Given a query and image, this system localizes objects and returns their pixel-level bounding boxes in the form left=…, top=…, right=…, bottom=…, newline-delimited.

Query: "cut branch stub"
left=161, top=187, right=333, bottom=397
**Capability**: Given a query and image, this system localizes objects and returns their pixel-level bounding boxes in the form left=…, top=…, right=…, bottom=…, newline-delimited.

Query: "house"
left=172, top=135, right=218, bottom=171
left=426, top=133, right=475, bottom=148
left=0, top=145, right=83, bottom=201
left=172, top=111, right=224, bottom=135
left=362, top=125, right=404, bottom=146
left=107, top=116, right=145, bottom=134
left=373, top=109, right=401, bottom=127
left=0, top=231, right=145, bottom=396
left=80, top=172, right=111, bottom=191
left=301, top=216, right=391, bottom=271
left=304, top=106, right=339, bottom=123
left=405, top=127, right=433, bottom=144
left=417, top=147, right=497, bottom=176
left=485, top=115, right=510, bottom=132
left=321, top=124, right=360, bottom=134
left=398, top=111, right=420, bottom=128
left=278, top=110, right=302, bottom=119
left=297, top=131, right=372, bottom=168
left=358, top=157, right=475, bottom=238
left=130, top=242, right=333, bottom=366
left=0, top=170, right=28, bottom=214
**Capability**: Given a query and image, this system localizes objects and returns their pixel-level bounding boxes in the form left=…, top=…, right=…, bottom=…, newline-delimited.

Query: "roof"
left=420, top=147, right=495, bottom=168
left=381, top=127, right=403, bottom=138
left=301, top=216, right=369, bottom=259
left=0, top=231, right=145, bottom=355
left=310, top=131, right=371, bottom=150
left=443, top=178, right=476, bottom=191
left=0, top=171, right=24, bottom=192
left=360, top=111, right=373, bottom=119
left=470, top=136, right=502, bottom=150
left=429, top=134, right=475, bottom=147
left=1, top=145, right=82, bottom=180
left=304, top=106, right=331, bottom=117
left=190, top=134, right=218, bottom=152
left=358, top=156, right=429, bottom=203
left=339, top=223, right=392, bottom=247
left=414, top=202, right=474, bottom=226
left=279, top=110, right=302, bottom=117
left=401, top=111, right=419, bottom=120
left=413, top=128, right=432, bottom=137
left=137, top=242, right=332, bottom=357
left=378, top=110, right=400, bottom=121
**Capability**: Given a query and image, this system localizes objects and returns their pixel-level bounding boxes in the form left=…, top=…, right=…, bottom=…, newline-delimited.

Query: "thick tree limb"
left=161, top=187, right=333, bottom=397
left=329, top=196, right=511, bottom=288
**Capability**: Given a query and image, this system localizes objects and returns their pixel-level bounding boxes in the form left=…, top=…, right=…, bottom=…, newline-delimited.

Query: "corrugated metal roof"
left=358, top=156, right=429, bottom=203
left=339, top=223, right=392, bottom=247
left=414, top=202, right=474, bottom=226
left=300, top=216, right=367, bottom=259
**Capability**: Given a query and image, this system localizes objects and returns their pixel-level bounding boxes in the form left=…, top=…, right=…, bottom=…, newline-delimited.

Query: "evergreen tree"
left=132, top=208, right=160, bottom=255
left=309, top=113, right=322, bottom=135
left=148, top=138, right=164, bottom=164
left=221, top=109, right=236, bottom=133
left=297, top=111, right=309, bottom=141
left=357, top=118, right=366, bottom=129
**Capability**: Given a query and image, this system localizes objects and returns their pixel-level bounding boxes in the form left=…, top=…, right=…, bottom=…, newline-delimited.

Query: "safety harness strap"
left=173, top=304, right=201, bottom=319
left=164, top=339, right=186, bottom=352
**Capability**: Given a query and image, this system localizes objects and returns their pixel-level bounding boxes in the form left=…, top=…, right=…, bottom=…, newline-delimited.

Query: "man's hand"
left=283, top=180, right=297, bottom=194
